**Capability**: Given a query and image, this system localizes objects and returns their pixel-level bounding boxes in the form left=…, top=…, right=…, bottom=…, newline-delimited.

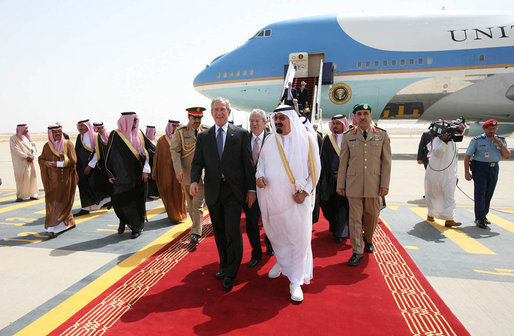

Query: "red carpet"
left=50, top=213, right=469, bottom=336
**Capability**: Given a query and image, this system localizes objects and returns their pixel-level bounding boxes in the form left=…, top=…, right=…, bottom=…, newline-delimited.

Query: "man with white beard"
left=256, top=105, right=321, bottom=302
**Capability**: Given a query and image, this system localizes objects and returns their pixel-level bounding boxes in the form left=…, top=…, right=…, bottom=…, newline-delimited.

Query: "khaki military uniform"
left=170, top=125, right=205, bottom=236
left=337, top=125, right=392, bottom=254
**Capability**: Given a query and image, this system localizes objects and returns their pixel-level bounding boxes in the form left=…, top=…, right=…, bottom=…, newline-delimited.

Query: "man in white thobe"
left=424, top=133, right=461, bottom=227
left=9, top=124, right=38, bottom=201
left=256, top=105, right=321, bottom=302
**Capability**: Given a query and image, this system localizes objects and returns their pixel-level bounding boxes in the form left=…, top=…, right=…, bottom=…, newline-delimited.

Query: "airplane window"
left=418, top=58, right=423, bottom=65
left=366, top=61, right=370, bottom=68
left=229, top=71, right=233, bottom=77
left=374, top=61, right=379, bottom=67
left=243, top=70, right=247, bottom=75
left=383, top=60, right=388, bottom=67
left=217, top=73, right=221, bottom=79
left=409, top=59, right=414, bottom=65
left=357, top=61, right=362, bottom=68
left=391, top=60, right=397, bottom=66
left=223, top=72, right=227, bottom=78
left=249, top=69, right=254, bottom=75
left=400, top=59, right=406, bottom=66
left=427, top=57, right=433, bottom=65
left=479, top=55, right=485, bottom=62
left=264, top=29, right=272, bottom=36
left=236, top=70, right=240, bottom=76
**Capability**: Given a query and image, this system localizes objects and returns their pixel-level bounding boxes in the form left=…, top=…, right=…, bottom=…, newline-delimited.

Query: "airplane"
left=193, top=12, right=514, bottom=135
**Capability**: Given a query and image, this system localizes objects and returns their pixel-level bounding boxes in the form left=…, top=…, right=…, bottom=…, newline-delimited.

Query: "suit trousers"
left=182, top=183, right=204, bottom=236
left=208, top=181, right=243, bottom=279
left=348, top=197, right=381, bottom=254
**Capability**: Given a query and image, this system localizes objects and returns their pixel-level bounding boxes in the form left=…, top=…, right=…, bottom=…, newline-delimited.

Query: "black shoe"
left=190, top=234, right=200, bottom=245
left=364, top=242, right=374, bottom=254
left=333, top=236, right=343, bottom=244
left=222, top=277, right=234, bottom=291
left=215, top=269, right=225, bottom=280
left=248, top=258, right=261, bottom=268
left=117, top=222, right=126, bottom=234
left=30, top=197, right=39, bottom=200
left=348, top=253, right=363, bottom=266
left=15, top=198, right=23, bottom=202
left=484, top=217, right=491, bottom=225
left=131, top=230, right=142, bottom=239
left=476, top=219, right=487, bottom=229
left=266, top=249, right=274, bottom=256
left=74, top=209, right=90, bottom=217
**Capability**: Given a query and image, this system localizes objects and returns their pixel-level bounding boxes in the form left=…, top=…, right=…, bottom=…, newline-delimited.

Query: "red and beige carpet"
left=49, top=213, right=469, bottom=335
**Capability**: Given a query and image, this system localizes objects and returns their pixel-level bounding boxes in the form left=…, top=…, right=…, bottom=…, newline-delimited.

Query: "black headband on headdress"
left=121, top=112, right=136, bottom=115
left=93, top=122, right=103, bottom=126
left=77, top=119, right=89, bottom=124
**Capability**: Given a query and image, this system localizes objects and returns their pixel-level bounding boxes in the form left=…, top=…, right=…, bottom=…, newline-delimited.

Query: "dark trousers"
left=242, top=201, right=272, bottom=260
left=208, top=181, right=243, bottom=280
left=112, top=183, right=145, bottom=233
left=471, top=161, right=499, bottom=220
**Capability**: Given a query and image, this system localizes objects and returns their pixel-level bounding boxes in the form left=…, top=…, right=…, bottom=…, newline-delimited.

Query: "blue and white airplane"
left=193, top=12, right=514, bottom=133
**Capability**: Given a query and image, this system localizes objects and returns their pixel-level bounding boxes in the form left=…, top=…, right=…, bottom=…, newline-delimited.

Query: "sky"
left=1, top=0, right=513, bottom=133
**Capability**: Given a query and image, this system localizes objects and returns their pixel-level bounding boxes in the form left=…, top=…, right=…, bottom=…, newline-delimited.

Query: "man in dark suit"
left=242, top=109, right=274, bottom=268
left=279, top=82, right=298, bottom=107
left=190, top=97, right=256, bottom=291
left=297, top=81, right=309, bottom=111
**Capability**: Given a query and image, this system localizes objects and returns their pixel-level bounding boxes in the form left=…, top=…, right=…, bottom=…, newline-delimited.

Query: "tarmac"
left=0, top=123, right=513, bottom=335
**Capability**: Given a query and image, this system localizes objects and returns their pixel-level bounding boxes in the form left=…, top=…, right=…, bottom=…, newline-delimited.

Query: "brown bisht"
left=38, top=140, right=78, bottom=231
left=152, top=135, right=187, bottom=223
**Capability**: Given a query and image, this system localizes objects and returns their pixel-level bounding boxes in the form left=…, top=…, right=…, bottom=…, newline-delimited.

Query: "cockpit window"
left=251, top=29, right=272, bottom=39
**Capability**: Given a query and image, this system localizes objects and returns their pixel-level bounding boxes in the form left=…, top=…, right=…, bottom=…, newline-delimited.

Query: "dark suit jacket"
left=297, top=87, right=309, bottom=106
left=417, top=131, right=432, bottom=166
left=191, top=123, right=256, bottom=206
left=280, top=88, right=297, bottom=103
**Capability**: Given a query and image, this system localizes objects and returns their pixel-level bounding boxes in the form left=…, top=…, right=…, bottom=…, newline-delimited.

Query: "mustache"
left=275, top=123, right=283, bottom=127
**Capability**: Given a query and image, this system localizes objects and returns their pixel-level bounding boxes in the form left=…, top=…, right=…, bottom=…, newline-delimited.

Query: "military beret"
left=352, top=103, right=372, bottom=114
left=186, top=107, right=205, bottom=117
left=482, top=119, right=498, bottom=129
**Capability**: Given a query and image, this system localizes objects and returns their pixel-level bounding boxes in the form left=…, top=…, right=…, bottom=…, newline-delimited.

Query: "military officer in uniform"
left=170, top=107, right=206, bottom=245
left=464, top=119, right=510, bottom=228
left=336, top=103, right=392, bottom=266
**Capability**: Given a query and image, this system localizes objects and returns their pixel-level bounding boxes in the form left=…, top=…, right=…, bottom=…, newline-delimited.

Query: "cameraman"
left=424, top=124, right=462, bottom=227
left=464, top=119, right=510, bottom=229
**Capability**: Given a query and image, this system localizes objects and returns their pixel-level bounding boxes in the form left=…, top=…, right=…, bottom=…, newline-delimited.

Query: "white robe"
left=9, top=135, right=38, bottom=199
left=424, top=137, right=457, bottom=220
left=257, top=132, right=321, bottom=285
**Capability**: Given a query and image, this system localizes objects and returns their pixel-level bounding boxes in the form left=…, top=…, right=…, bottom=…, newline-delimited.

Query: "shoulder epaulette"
left=473, top=134, right=485, bottom=140
left=375, top=126, right=387, bottom=132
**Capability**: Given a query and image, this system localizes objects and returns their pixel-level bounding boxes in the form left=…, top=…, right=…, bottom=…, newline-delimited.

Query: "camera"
left=429, top=117, right=466, bottom=142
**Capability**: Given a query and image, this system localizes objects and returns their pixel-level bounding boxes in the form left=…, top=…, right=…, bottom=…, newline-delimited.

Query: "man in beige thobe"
left=10, top=124, right=38, bottom=201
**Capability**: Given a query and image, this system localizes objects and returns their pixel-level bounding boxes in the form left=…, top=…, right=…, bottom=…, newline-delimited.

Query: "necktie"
left=216, top=128, right=224, bottom=159
left=194, top=129, right=198, bottom=137
left=363, top=130, right=367, bottom=140
left=252, top=137, right=260, bottom=165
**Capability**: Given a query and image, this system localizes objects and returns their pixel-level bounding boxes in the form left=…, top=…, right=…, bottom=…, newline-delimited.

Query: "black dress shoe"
left=333, top=236, right=343, bottom=244
left=484, top=217, right=491, bottom=225
left=365, top=242, right=374, bottom=253
left=266, top=249, right=274, bottom=256
left=74, top=209, right=90, bottom=217
left=248, top=258, right=261, bottom=268
left=117, top=222, right=126, bottom=234
left=348, top=253, right=363, bottom=266
left=15, top=198, right=23, bottom=202
left=215, top=269, right=225, bottom=280
left=29, top=197, right=39, bottom=200
left=131, top=231, right=142, bottom=239
left=222, top=277, right=234, bottom=291
left=190, top=234, right=200, bottom=245
left=476, top=219, right=487, bottom=229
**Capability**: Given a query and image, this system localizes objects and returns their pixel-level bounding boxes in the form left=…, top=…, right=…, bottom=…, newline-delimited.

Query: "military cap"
left=352, top=103, right=372, bottom=114
left=186, top=107, right=205, bottom=117
left=482, top=119, right=498, bottom=129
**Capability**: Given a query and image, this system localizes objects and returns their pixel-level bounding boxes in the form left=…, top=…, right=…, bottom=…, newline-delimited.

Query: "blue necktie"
left=217, top=128, right=224, bottom=159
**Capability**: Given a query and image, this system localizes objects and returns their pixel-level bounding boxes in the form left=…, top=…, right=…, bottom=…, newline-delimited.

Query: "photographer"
left=424, top=119, right=465, bottom=227
left=464, top=119, right=510, bottom=229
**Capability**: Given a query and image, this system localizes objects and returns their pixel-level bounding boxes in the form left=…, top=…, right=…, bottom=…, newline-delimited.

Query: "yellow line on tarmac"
left=410, top=207, right=495, bottom=255
left=467, top=210, right=514, bottom=234
left=0, top=199, right=46, bottom=214
left=474, top=269, right=514, bottom=277
left=15, top=204, right=176, bottom=336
